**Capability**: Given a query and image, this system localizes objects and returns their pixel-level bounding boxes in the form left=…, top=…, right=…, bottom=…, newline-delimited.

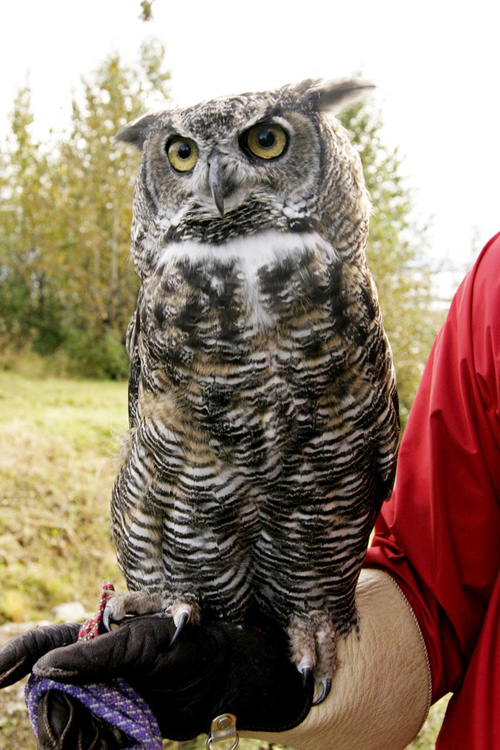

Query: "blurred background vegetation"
left=0, top=25, right=453, bottom=750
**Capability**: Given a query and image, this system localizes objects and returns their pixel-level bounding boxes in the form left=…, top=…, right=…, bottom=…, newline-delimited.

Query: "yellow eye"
left=166, top=136, right=199, bottom=172
left=244, top=123, right=288, bottom=160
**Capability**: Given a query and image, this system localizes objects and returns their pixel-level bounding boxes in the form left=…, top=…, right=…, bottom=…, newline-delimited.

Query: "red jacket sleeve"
left=365, top=233, right=500, bottom=713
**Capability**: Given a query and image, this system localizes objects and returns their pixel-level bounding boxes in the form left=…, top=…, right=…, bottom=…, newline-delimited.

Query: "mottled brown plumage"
left=105, top=79, right=400, bottom=697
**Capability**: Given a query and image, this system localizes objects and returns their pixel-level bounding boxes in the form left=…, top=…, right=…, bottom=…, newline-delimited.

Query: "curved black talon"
left=301, top=667, right=312, bottom=689
left=170, top=611, right=189, bottom=646
left=312, top=678, right=332, bottom=706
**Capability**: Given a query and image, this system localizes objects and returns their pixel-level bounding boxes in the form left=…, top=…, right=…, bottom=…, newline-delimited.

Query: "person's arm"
left=366, top=233, right=500, bottom=746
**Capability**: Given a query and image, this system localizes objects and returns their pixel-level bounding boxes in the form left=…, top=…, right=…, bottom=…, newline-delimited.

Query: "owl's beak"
left=208, top=154, right=225, bottom=217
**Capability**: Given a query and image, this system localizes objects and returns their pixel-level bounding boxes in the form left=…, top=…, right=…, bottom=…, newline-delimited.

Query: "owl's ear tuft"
left=298, top=79, right=375, bottom=114
left=114, top=114, right=158, bottom=151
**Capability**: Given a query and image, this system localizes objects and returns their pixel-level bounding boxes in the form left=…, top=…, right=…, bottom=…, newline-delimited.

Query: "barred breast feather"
left=111, top=228, right=399, bottom=650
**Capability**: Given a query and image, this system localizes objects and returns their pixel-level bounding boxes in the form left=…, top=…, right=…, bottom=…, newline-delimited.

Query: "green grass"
left=0, top=371, right=128, bottom=623
left=0, top=370, right=445, bottom=748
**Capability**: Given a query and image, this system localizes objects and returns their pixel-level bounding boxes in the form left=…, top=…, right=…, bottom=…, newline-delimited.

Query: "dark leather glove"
left=0, top=609, right=312, bottom=745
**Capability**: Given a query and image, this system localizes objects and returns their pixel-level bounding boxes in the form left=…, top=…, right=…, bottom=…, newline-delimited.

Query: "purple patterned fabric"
left=25, top=674, right=163, bottom=749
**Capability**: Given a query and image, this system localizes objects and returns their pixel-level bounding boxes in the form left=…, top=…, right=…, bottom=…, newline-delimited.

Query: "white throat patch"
left=157, top=230, right=337, bottom=330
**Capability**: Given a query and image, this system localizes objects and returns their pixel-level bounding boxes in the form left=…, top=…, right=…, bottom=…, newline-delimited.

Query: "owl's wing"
left=356, top=270, right=401, bottom=512
left=126, top=293, right=142, bottom=430
left=375, top=380, right=400, bottom=510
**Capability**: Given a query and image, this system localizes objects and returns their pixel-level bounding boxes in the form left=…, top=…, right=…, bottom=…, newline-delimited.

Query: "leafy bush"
left=64, top=328, right=129, bottom=379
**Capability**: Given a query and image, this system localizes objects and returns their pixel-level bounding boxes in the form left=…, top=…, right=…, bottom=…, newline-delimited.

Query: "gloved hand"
left=0, top=609, right=313, bottom=747
left=0, top=622, right=122, bottom=748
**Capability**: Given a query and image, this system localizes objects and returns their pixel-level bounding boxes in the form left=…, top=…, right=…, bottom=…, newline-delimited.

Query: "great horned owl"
left=106, top=79, right=400, bottom=701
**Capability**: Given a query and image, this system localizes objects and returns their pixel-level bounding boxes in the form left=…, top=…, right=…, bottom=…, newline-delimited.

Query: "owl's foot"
left=102, top=591, right=201, bottom=646
left=102, top=590, right=163, bottom=632
left=288, top=612, right=338, bottom=706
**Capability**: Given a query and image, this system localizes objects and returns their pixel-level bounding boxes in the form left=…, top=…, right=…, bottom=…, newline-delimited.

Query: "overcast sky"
left=2, top=0, right=499, bottom=273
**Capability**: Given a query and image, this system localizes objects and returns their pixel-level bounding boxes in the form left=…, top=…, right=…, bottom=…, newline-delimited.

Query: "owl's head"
left=117, top=79, right=373, bottom=265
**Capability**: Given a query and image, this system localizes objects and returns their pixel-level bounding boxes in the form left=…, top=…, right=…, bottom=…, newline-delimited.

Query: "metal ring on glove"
left=206, top=713, right=239, bottom=749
